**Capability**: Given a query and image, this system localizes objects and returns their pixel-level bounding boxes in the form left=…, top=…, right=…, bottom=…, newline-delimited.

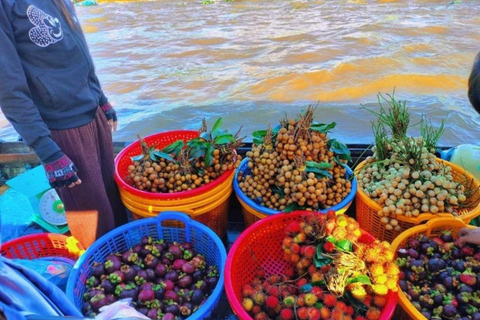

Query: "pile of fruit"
left=238, top=106, right=353, bottom=212
left=81, top=236, right=220, bottom=320
left=358, top=93, right=478, bottom=230
left=396, top=231, right=480, bottom=320
left=127, top=118, right=243, bottom=193
left=240, top=211, right=399, bottom=320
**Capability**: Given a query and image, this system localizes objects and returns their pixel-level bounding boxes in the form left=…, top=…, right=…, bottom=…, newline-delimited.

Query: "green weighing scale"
left=6, top=165, right=69, bottom=234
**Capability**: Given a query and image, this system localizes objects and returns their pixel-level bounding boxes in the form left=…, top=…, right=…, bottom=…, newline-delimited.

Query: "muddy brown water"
left=1, top=0, right=480, bottom=147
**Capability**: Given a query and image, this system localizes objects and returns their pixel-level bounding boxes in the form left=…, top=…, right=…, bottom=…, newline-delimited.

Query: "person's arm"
left=0, top=4, right=80, bottom=188
left=457, top=227, right=480, bottom=246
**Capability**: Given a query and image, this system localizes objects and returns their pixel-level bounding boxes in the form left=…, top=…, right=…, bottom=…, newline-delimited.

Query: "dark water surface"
left=1, top=0, right=480, bottom=146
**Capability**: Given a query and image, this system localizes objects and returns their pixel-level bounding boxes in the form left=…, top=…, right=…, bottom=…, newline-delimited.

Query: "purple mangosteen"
left=120, top=264, right=137, bottom=282
left=91, top=263, right=105, bottom=277
left=104, top=254, right=122, bottom=274
left=121, top=250, right=138, bottom=264
left=100, top=279, right=115, bottom=294
left=144, top=254, right=159, bottom=269
left=165, top=303, right=180, bottom=316
left=154, top=263, right=167, bottom=277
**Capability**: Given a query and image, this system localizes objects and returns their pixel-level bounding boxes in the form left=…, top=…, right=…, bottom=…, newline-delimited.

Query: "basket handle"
left=424, top=217, right=467, bottom=237
left=156, top=211, right=192, bottom=242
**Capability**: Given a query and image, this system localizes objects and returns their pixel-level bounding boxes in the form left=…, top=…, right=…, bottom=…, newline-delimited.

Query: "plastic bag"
left=0, top=188, right=35, bottom=243
left=11, top=257, right=74, bottom=292
left=95, top=299, right=149, bottom=320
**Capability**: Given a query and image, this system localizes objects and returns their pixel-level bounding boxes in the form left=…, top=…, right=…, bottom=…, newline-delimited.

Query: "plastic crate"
left=66, top=212, right=227, bottom=320
left=390, top=217, right=476, bottom=320
left=0, top=233, right=84, bottom=261
left=233, top=157, right=357, bottom=226
left=356, top=159, right=480, bottom=243
left=225, top=211, right=398, bottom=320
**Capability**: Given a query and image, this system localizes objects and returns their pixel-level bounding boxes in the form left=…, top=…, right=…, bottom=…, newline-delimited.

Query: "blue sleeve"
left=0, top=2, right=62, bottom=162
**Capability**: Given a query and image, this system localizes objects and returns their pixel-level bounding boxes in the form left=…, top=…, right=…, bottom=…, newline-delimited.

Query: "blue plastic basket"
left=66, top=212, right=227, bottom=320
left=233, top=157, right=357, bottom=216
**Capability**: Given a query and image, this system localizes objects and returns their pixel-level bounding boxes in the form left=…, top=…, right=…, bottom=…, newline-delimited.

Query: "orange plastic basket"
left=114, top=130, right=235, bottom=237
left=355, top=159, right=480, bottom=243
left=225, top=211, right=398, bottom=320
left=390, top=217, right=476, bottom=320
left=0, top=233, right=85, bottom=261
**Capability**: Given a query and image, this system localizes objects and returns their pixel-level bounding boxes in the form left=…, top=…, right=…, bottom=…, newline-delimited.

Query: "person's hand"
left=100, top=101, right=118, bottom=132
left=457, top=227, right=480, bottom=246
left=43, top=154, right=82, bottom=189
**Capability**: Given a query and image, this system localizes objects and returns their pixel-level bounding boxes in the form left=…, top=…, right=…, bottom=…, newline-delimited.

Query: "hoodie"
left=0, top=0, right=108, bottom=162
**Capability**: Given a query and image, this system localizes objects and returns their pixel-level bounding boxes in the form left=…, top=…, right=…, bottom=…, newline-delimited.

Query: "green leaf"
left=347, top=275, right=372, bottom=285
left=211, top=118, right=223, bottom=139
left=149, top=147, right=157, bottom=161
left=214, top=133, right=235, bottom=145
left=306, top=161, right=332, bottom=169
left=271, top=185, right=285, bottom=198
left=189, top=146, right=207, bottom=159
left=301, top=284, right=312, bottom=293
left=311, top=122, right=337, bottom=133
left=328, top=139, right=352, bottom=161
left=311, top=280, right=325, bottom=287
left=314, top=255, right=332, bottom=268
left=153, top=151, right=175, bottom=162
left=325, top=236, right=337, bottom=244
left=316, top=244, right=323, bottom=259
left=335, top=239, right=353, bottom=252
left=333, top=156, right=343, bottom=165
left=252, top=130, right=267, bottom=145
left=131, top=154, right=144, bottom=162
left=205, top=144, right=214, bottom=167
left=283, top=202, right=304, bottom=213
left=200, top=132, right=211, bottom=140
left=212, top=118, right=223, bottom=133
left=162, top=140, right=184, bottom=156
left=305, top=167, right=333, bottom=179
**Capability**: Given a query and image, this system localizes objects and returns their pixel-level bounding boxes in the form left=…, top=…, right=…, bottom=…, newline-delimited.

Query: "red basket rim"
left=114, top=130, right=234, bottom=200
left=225, top=211, right=398, bottom=320
left=1, top=233, right=63, bottom=248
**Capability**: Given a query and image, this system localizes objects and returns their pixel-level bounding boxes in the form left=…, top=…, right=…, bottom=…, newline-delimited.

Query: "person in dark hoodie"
left=468, top=51, right=480, bottom=114
left=0, top=0, right=128, bottom=239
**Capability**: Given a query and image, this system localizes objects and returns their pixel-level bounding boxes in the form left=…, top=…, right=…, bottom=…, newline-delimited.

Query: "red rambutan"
left=322, top=294, right=337, bottom=308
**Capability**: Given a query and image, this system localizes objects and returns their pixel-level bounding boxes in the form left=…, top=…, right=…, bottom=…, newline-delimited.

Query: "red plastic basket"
left=114, top=130, right=234, bottom=200
left=0, top=233, right=84, bottom=261
left=225, top=211, right=398, bottom=320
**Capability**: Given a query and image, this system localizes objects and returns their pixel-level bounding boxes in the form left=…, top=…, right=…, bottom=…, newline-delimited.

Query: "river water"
left=1, top=0, right=480, bottom=147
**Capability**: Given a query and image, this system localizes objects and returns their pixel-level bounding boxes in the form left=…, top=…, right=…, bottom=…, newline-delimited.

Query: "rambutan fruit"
left=286, top=221, right=301, bottom=235
left=291, top=243, right=301, bottom=254
left=300, top=257, right=312, bottom=268
left=283, top=237, right=294, bottom=248
left=354, top=317, right=368, bottom=320
left=304, top=293, right=318, bottom=306
left=326, top=210, right=336, bottom=220
left=331, top=309, right=346, bottom=320
left=335, top=301, right=348, bottom=313
left=284, top=266, right=295, bottom=278
left=346, top=306, right=354, bottom=316
left=369, top=264, right=384, bottom=277
left=268, top=274, right=281, bottom=284
left=266, top=296, right=279, bottom=309
left=280, top=308, right=294, bottom=320
left=252, top=305, right=261, bottom=314
left=294, top=233, right=307, bottom=244
left=296, top=278, right=308, bottom=288
left=320, top=307, right=330, bottom=320
left=242, top=284, right=255, bottom=298
left=267, top=285, right=280, bottom=297
left=307, top=307, right=321, bottom=320
left=311, top=271, right=323, bottom=283
left=323, top=294, right=337, bottom=308
left=297, top=294, right=306, bottom=307
left=242, top=298, right=254, bottom=312
left=283, top=295, right=296, bottom=308
left=372, top=284, right=388, bottom=296
left=311, top=286, right=323, bottom=299
left=256, top=268, right=265, bottom=278
left=373, top=295, right=387, bottom=308
left=254, top=311, right=269, bottom=320
left=297, top=307, right=309, bottom=320
left=301, top=245, right=316, bottom=259
left=308, top=264, right=317, bottom=275
left=366, top=307, right=381, bottom=320
left=252, top=292, right=265, bottom=306
left=291, top=254, right=300, bottom=263
left=323, top=242, right=335, bottom=253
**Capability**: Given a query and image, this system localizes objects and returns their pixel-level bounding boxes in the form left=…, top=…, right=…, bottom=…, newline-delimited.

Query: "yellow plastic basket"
left=390, top=217, right=476, bottom=320
left=355, top=158, right=480, bottom=243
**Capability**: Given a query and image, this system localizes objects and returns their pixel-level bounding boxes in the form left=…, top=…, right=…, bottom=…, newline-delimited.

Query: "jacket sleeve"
left=0, top=3, right=61, bottom=162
